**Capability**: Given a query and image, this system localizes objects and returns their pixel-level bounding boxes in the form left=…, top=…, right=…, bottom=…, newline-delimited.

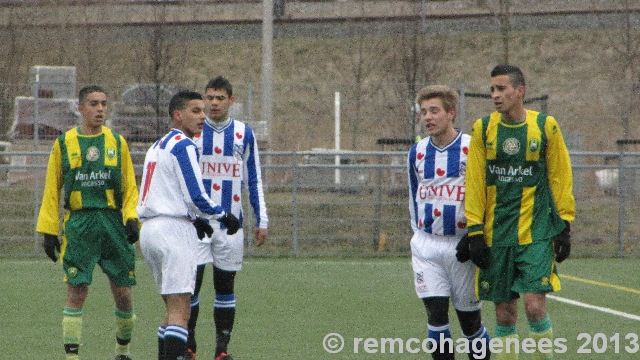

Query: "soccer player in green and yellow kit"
left=461, top=64, right=575, bottom=360
left=37, top=85, right=140, bottom=360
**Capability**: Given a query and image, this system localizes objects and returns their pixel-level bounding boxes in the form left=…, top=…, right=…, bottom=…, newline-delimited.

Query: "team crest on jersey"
left=459, top=161, right=466, bottom=176
left=86, top=146, right=100, bottom=161
left=528, top=139, right=540, bottom=153
left=106, top=147, right=117, bottom=160
left=502, top=138, right=520, bottom=155
left=416, top=271, right=424, bottom=284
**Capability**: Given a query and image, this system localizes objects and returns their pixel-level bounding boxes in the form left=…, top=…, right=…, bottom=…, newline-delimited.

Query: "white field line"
left=547, top=295, right=640, bottom=321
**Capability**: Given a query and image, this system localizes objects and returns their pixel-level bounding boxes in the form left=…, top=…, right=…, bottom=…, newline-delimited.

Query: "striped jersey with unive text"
left=194, top=117, right=268, bottom=230
left=408, top=131, right=469, bottom=237
left=137, top=129, right=225, bottom=222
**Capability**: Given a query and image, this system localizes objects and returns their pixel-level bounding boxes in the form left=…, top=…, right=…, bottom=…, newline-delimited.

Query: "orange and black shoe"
left=183, top=348, right=196, bottom=360
left=215, top=352, right=233, bottom=360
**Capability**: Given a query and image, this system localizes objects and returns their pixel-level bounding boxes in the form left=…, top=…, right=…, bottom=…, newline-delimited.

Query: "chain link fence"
left=1, top=148, right=640, bottom=258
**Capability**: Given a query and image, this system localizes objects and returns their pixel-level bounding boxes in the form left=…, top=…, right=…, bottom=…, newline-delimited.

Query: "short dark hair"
left=205, top=76, right=233, bottom=97
left=78, top=85, right=105, bottom=104
left=168, top=90, right=203, bottom=117
left=491, top=64, right=526, bottom=88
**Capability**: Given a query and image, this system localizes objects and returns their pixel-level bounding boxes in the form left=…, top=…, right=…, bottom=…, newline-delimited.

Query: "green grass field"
left=3, top=257, right=640, bottom=359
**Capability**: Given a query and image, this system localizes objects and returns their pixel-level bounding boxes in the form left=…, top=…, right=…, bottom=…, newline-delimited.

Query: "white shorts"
left=194, top=227, right=244, bottom=271
left=411, top=231, right=482, bottom=312
left=140, top=217, right=197, bottom=295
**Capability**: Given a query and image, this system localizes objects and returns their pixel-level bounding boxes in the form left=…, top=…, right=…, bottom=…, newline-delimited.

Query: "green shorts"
left=61, top=209, right=136, bottom=287
left=476, top=240, right=560, bottom=303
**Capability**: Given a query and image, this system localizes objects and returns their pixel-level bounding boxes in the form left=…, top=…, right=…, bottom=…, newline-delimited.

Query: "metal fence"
left=2, top=148, right=640, bottom=258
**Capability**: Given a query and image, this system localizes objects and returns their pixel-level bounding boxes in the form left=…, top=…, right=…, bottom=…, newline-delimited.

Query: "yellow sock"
left=494, top=334, right=520, bottom=360
left=115, top=308, right=136, bottom=355
left=62, top=307, right=82, bottom=357
left=530, top=328, right=554, bottom=360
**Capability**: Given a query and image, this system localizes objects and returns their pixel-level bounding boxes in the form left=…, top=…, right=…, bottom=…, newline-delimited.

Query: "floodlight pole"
left=261, top=0, right=274, bottom=152
left=33, top=75, right=41, bottom=254
left=334, top=91, right=341, bottom=185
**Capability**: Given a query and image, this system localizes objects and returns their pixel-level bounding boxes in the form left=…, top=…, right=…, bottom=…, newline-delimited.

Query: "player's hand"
left=254, top=227, right=267, bottom=247
left=125, top=219, right=140, bottom=245
left=455, top=234, right=471, bottom=263
left=553, top=221, right=571, bottom=263
left=468, top=234, right=491, bottom=270
left=193, top=217, right=214, bottom=240
left=218, top=212, right=240, bottom=235
left=43, top=234, right=61, bottom=262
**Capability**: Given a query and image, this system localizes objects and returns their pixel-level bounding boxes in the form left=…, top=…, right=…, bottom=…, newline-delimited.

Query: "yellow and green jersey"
left=465, top=110, right=575, bottom=247
left=37, top=126, right=139, bottom=236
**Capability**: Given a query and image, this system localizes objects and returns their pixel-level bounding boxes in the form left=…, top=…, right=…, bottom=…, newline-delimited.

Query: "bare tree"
left=592, top=0, right=640, bottom=138
left=346, top=32, right=391, bottom=150
left=386, top=23, right=443, bottom=141
left=0, top=7, right=26, bottom=139
left=82, top=6, right=98, bottom=83
left=498, top=0, right=511, bottom=64
left=617, top=0, right=640, bottom=139
left=133, top=5, right=181, bottom=138
left=481, top=0, right=511, bottom=63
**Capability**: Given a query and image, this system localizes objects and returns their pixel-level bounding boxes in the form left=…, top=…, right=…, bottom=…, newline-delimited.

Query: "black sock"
left=214, top=305, right=235, bottom=355
left=215, top=329, right=233, bottom=356
left=186, top=295, right=200, bottom=353
left=163, top=325, right=187, bottom=360
left=157, top=326, right=165, bottom=360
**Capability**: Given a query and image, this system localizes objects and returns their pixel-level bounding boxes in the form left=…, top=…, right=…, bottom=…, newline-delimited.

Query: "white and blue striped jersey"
left=194, top=117, right=268, bottom=230
left=408, top=131, right=469, bottom=237
left=137, top=129, right=225, bottom=222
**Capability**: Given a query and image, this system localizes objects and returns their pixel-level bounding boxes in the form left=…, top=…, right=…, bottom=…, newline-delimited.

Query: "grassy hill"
left=1, top=20, right=638, bottom=153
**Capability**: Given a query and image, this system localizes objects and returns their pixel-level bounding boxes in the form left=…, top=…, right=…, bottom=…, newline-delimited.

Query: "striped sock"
left=164, top=325, right=188, bottom=360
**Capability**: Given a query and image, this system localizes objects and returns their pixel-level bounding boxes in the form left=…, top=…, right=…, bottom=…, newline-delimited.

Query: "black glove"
left=218, top=212, right=240, bottom=235
left=125, top=219, right=140, bottom=245
left=193, top=217, right=214, bottom=240
left=455, top=234, right=471, bottom=263
left=468, top=234, right=491, bottom=270
left=43, top=234, right=61, bottom=262
left=554, top=221, right=571, bottom=263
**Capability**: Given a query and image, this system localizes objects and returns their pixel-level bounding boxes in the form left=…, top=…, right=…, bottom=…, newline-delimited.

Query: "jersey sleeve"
left=119, top=136, right=139, bottom=222
left=36, top=140, right=64, bottom=235
left=173, top=141, right=225, bottom=219
left=243, top=129, right=268, bottom=229
left=544, top=116, right=576, bottom=223
left=464, top=119, right=487, bottom=236
left=407, top=144, right=419, bottom=233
